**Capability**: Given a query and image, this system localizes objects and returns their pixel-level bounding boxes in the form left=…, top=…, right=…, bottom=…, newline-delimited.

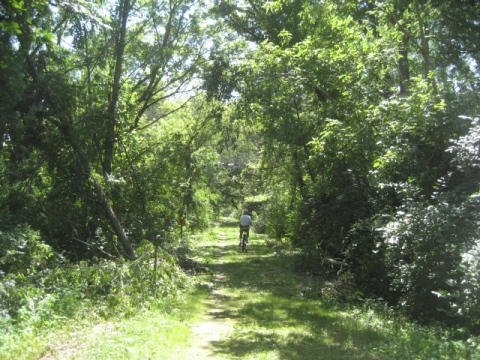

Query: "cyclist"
left=239, top=211, right=252, bottom=246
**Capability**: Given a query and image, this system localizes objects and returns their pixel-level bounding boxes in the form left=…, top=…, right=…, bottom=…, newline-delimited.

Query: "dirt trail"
left=182, top=232, right=237, bottom=359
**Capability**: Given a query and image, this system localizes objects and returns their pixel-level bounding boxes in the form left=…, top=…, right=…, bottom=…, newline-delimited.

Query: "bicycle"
left=240, top=232, right=248, bottom=252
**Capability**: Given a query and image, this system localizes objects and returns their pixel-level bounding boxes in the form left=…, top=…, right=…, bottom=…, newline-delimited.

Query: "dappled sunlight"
left=209, top=330, right=376, bottom=360
left=185, top=224, right=409, bottom=360
left=181, top=223, right=475, bottom=359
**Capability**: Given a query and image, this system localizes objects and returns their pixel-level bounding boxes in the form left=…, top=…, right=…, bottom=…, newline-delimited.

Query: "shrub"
left=0, top=229, right=190, bottom=333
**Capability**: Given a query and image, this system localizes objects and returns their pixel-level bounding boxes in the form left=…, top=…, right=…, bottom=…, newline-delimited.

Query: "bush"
left=380, top=191, right=479, bottom=329
left=263, top=191, right=290, bottom=240
left=0, top=230, right=190, bottom=333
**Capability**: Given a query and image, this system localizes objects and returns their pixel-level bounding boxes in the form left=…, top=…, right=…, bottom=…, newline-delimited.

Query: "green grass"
left=0, top=229, right=219, bottom=360
left=76, top=296, right=208, bottom=359
left=179, top=223, right=479, bottom=360
left=1, top=222, right=478, bottom=359
left=0, top=286, right=210, bottom=360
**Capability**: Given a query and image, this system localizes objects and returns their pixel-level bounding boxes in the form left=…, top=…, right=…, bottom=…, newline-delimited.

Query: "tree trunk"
left=398, top=33, right=410, bottom=95
left=0, top=119, right=5, bottom=151
left=104, top=0, right=131, bottom=175
left=388, top=1, right=410, bottom=95
left=56, top=118, right=136, bottom=260
left=91, top=176, right=136, bottom=259
left=25, top=30, right=136, bottom=260
left=413, top=0, right=437, bottom=94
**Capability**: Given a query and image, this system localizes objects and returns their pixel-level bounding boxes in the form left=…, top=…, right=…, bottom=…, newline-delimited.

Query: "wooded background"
left=1, top=0, right=480, bottom=333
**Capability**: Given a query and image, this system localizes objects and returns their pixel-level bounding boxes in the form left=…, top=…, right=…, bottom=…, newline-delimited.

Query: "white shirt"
left=240, top=214, right=252, bottom=226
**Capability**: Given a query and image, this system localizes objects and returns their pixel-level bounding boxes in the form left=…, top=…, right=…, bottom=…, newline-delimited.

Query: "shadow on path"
left=189, top=226, right=393, bottom=360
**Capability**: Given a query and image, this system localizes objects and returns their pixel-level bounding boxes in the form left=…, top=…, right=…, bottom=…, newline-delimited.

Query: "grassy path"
left=181, top=223, right=459, bottom=360
left=35, top=222, right=468, bottom=359
left=181, top=223, right=371, bottom=359
left=181, top=231, right=236, bottom=359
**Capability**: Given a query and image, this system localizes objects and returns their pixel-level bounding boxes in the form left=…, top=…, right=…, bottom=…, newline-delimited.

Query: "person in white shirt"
left=239, top=211, right=252, bottom=246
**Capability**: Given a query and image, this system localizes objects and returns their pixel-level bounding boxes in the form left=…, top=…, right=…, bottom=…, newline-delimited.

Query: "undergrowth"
left=0, top=226, right=196, bottom=359
left=261, top=237, right=480, bottom=359
left=2, top=224, right=480, bottom=359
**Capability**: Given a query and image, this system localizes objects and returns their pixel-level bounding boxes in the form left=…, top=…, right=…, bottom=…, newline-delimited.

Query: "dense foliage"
left=1, top=0, right=479, bottom=339
left=0, top=0, right=235, bottom=334
left=210, top=0, right=480, bottom=332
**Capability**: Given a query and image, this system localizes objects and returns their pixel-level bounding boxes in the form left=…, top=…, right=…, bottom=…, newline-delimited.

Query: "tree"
left=214, top=0, right=480, bottom=328
left=0, top=0, right=207, bottom=259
